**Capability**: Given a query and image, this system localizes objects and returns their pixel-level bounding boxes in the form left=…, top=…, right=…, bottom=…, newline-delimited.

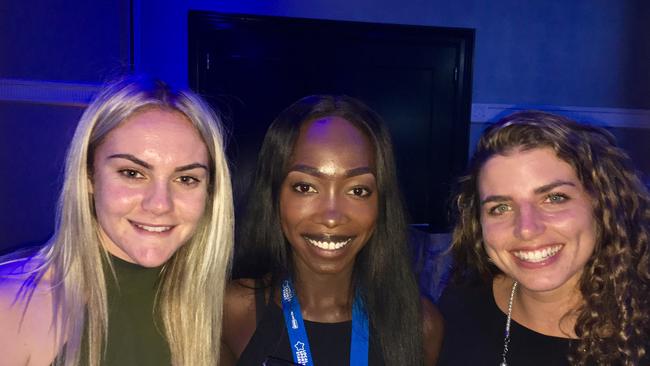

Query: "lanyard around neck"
left=280, top=279, right=369, bottom=366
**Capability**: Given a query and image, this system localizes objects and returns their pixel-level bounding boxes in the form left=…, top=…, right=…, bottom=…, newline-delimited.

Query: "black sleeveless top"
left=237, top=283, right=384, bottom=366
left=438, top=284, right=650, bottom=365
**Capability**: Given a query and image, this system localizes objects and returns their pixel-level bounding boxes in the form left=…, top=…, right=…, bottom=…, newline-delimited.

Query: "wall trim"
left=0, top=78, right=100, bottom=106
left=472, top=103, right=650, bottom=129
left=2, top=79, right=650, bottom=130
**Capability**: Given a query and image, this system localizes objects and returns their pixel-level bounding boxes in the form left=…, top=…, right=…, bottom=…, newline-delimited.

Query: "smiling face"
left=478, top=147, right=597, bottom=294
left=91, top=108, right=210, bottom=267
left=279, top=116, right=378, bottom=277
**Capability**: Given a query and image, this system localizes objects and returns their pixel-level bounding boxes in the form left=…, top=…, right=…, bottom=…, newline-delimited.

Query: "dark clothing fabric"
left=437, top=284, right=571, bottom=366
left=237, top=284, right=384, bottom=366
left=101, top=255, right=171, bottom=365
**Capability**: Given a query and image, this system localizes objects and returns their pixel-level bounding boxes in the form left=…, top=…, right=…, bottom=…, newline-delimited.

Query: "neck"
left=289, top=262, right=355, bottom=323
left=496, top=276, right=582, bottom=338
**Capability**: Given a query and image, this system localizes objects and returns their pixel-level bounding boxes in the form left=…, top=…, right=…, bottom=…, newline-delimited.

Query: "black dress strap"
left=254, top=278, right=267, bottom=326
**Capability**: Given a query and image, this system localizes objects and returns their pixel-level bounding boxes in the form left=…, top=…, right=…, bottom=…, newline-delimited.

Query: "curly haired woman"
left=438, top=111, right=650, bottom=365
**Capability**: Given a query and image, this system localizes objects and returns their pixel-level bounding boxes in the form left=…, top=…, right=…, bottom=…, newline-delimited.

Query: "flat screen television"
left=189, top=11, right=474, bottom=232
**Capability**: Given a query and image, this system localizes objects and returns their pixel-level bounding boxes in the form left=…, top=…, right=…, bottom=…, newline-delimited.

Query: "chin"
left=130, top=249, right=177, bottom=268
left=515, top=275, right=577, bottom=293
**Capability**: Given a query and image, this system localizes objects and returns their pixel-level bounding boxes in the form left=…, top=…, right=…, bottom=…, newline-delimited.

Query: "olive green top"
left=102, top=254, right=171, bottom=365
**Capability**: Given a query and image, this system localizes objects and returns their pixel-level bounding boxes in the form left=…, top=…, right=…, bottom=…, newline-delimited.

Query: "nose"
left=514, top=203, right=545, bottom=240
left=315, top=192, right=349, bottom=229
left=142, top=181, right=173, bottom=215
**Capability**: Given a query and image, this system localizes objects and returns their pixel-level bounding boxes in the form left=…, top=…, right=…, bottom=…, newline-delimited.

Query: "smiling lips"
left=303, top=235, right=354, bottom=251
left=130, top=220, right=173, bottom=233
left=511, top=244, right=564, bottom=263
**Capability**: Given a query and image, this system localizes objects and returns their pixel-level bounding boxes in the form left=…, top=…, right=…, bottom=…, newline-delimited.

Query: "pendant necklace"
left=500, top=280, right=518, bottom=366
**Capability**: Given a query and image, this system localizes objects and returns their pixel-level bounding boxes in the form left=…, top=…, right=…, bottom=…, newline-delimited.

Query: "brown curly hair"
left=451, top=110, right=650, bottom=365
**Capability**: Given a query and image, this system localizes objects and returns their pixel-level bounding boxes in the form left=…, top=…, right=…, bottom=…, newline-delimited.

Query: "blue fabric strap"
left=281, top=279, right=314, bottom=365
left=280, top=279, right=369, bottom=366
left=350, top=297, right=369, bottom=366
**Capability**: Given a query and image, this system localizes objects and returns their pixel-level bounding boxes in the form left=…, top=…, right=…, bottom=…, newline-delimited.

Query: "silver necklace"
left=500, top=281, right=518, bottom=366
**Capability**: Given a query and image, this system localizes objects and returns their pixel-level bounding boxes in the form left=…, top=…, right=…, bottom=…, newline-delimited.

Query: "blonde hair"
left=30, top=75, right=233, bottom=365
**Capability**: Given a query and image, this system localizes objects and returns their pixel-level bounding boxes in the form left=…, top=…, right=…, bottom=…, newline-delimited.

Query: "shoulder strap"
left=254, top=278, right=267, bottom=326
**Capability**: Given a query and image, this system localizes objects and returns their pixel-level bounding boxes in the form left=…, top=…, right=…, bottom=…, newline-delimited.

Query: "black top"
left=101, top=254, right=171, bottom=365
left=437, top=284, right=571, bottom=366
left=237, top=284, right=384, bottom=366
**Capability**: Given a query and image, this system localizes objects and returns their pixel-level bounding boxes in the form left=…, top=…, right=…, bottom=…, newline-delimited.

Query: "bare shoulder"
left=421, top=297, right=444, bottom=366
left=221, top=278, right=265, bottom=365
left=0, top=259, right=60, bottom=366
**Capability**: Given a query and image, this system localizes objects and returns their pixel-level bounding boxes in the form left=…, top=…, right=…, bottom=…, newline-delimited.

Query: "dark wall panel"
left=0, top=0, right=130, bottom=81
left=0, top=102, right=83, bottom=252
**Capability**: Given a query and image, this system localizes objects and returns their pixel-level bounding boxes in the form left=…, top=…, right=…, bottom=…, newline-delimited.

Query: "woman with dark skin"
left=220, top=95, right=443, bottom=366
left=438, top=111, right=650, bottom=365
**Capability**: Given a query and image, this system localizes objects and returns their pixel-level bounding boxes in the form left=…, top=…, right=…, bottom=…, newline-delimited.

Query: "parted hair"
left=236, top=95, right=424, bottom=366
left=4, top=75, right=234, bottom=366
left=451, top=110, right=650, bottom=365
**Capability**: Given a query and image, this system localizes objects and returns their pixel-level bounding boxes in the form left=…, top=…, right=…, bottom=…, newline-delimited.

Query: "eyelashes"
left=118, top=169, right=145, bottom=180
left=486, top=192, right=572, bottom=216
left=117, top=169, right=202, bottom=187
left=290, top=182, right=373, bottom=198
left=544, top=192, right=569, bottom=204
left=292, top=183, right=317, bottom=194
left=175, top=175, right=201, bottom=186
left=487, top=203, right=511, bottom=216
left=349, top=187, right=372, bottom=197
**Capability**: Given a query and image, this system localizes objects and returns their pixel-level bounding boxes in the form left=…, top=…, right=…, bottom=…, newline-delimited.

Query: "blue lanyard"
left=281, top=279, right=369, bottom=366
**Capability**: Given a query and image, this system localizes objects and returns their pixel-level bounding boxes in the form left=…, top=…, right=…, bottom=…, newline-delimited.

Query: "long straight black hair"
left=235, top=95, right=424, bottom=365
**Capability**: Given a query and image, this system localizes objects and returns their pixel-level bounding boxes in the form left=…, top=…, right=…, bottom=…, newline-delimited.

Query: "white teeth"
left=512, top=245, right=563, bottom=263
left=305, top=237, right=352, bottom=251
left=134, top=223, right=172, bottom=233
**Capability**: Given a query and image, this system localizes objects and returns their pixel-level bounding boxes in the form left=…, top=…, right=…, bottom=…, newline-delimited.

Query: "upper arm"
left=0, top=278, right=59, bottom=366
left=0, top=299, right=29, bottom=366
left=421, top=297, right=444, bottom=366
left=221, top=279, right=260, bottom=363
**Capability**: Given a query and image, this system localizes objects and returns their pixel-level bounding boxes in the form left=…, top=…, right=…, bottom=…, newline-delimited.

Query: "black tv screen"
left=189, top=11, right=474, bottom=232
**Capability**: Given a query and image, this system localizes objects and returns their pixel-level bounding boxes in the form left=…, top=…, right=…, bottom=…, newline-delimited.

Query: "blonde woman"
left=0, top=76, right=234, bottom=366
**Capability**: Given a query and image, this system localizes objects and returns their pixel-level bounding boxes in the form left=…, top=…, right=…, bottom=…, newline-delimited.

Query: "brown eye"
left=292, top=183, right=317, bottom=194
left=176, top=176, right=200, bottom=186
left=348, top=186, right=371, bottom=198
left=118, top=169, right=144, bottom=179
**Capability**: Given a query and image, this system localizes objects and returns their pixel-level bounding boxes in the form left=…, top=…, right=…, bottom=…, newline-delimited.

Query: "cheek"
left=279, top=202, right=298, bottom=237
left=480, top=218, right=508, bottom=250
left=355, top=200, right=378, bottom=233
left=480, top=226, right=502, bottom=263
left=93, top=180, right=140, bottom=218
left=176, top=190, right=209, bottom=222
left=279, top=190, right=309, bottom=228
left=547, top=207, right=597, bottom=243
left=571, top=212, right=598, bottom=254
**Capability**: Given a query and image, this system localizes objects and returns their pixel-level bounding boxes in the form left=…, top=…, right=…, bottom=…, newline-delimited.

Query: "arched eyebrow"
left=480, top=180, right=576, bottom=205
left=107, top=154, right=208, bottom=172
left=533, top=180, right=575, bottom=194
left=108, top=154, right=151, bottom=169
left=288, top=164, right=373, bottom=178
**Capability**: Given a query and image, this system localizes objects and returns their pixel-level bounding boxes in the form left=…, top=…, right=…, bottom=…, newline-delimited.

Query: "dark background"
left=1, top=0, right=649, bottom=253
left=188, top=12, right=473, bottom=231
